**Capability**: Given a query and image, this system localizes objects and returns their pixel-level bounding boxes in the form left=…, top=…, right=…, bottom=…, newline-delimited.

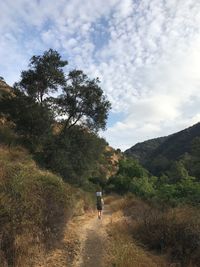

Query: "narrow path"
left=35, top=204, right=111, bottom=267
left=73, top=205, right=112, bottom=267
left=35, top=199, right=169, bottom=267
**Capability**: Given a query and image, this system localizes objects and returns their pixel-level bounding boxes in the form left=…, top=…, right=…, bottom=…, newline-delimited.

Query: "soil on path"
left=35, top=199, right=169, bottom=267
left=73, top=205, right=112, bottom=267
left=35, top=204, right=111, bottom=267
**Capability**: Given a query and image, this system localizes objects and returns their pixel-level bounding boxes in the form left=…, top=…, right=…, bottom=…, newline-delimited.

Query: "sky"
left=1, top=0, right=200, bottom=151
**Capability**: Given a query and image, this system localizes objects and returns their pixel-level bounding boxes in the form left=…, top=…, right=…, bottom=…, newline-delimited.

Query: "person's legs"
left=98, top=210, right=100, bottom=219
left=98, top=209, right=102, bottom=219
left=98, top=210, right=102, bottom=219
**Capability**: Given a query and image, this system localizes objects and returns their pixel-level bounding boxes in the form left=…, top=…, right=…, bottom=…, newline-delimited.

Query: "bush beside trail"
left=0, top=145, right=91, bottom=267
left=105, top=195, right=168, bottom=267
left=116, top=195, right=200, bottom=267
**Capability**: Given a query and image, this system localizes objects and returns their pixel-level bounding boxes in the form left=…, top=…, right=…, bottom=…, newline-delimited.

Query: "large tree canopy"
left=0, top=49, right=112, bottom=185
left=14, top=50, right=111, bottom=133
left=16, top=49, right=68, bottom=102
left=56, top=70, right=111, bottom=132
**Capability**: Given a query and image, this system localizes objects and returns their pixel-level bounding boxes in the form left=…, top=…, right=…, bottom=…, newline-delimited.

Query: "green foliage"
left=125, top=136, right=167, bottom=163
left=0, top=49, right=111, bottom=187
left=89, top=176, right=107, bottom=189
left=15, top=49, right=68, bottom=102
left=154, top=175, right=200, bottom=206
left=108, top=158, right=200, bottom=206
left=167, top=161, right=188, bottom=183
left=56, top=69, right=111, bottom=132
left=148, top=155, right=170, bottom=175
left=1, top=89, right=54, bottom=151
left=41, top=126, right=107, bottom=185
left=126, top=122, right=200, bottom=178
left=118, top=158, right=148, bottom=178
left=108, top=174, right=132, bottom=194
left=191, top=137, right=200, bottom=157
left=184, top=137, right=200, bottom=180
left=129, top=176, right=156, bottom=198
left=107, top=159, right=155, bottom=198
left=156, top=184, right=179, bottom=205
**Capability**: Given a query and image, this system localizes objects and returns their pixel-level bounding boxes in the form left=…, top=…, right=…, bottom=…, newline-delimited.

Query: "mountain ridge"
left=125, top=122, right=200, bottom=174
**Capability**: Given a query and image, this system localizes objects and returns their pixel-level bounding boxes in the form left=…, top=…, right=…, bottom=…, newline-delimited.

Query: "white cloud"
left=1, top=0, right=200, bottom=150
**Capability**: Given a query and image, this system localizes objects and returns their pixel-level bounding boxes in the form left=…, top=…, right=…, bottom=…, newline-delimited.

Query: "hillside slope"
left=125, top=136, right=167, bottom=163
left=0, top=145, right=90, bottom=267
left=0, top=79, right=13, bottom=98
left=125, top=122, right=200, bottom=174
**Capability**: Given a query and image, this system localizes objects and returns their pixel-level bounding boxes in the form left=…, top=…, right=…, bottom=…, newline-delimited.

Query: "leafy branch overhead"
left=0, top=49, right=112, bottom=185
left=15, top=49, right=68, bottom=103
left=56, top=70, right=111, bottom=132
left=14, top=49, right=111, bottom=132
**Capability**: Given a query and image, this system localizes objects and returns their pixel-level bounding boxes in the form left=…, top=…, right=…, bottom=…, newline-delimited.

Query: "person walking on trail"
left=96, top=191, right=104, bottom=219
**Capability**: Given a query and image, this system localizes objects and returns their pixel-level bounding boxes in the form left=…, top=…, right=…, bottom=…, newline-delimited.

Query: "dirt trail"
left=73, top=205, right=112, bottom=267
left=35, top=204, right=112, bottom=267
left=35, top=200, right=169, bottom=267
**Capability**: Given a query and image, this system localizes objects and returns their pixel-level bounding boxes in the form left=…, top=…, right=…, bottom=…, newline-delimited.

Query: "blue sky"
left=1, top=0, right=200, bottom=150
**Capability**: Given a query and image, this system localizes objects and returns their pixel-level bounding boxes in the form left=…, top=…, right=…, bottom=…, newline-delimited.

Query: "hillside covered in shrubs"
left=2, top=49, right=200, bottom=267
left=0, top=145, right=94, bottom=266
left=107, top=157, right=200, bottom=206
left=0, top=49, right=114, bottom=187
left=107, top=132, right=200, bottom=265
left=125, top=122, right=200, bottom=176
left=0, top=50, right=114, bottom=266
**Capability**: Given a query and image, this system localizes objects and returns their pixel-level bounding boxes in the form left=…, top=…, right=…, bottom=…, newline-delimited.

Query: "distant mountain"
left=125, top=122, right=200, bottom=174
left=125, top=136, right=167, bottom=163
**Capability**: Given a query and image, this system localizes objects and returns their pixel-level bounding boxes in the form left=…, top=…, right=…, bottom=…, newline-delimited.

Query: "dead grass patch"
left=0, top=145, right=92, bottom=267
left=105, top=216, right=168, bottom=267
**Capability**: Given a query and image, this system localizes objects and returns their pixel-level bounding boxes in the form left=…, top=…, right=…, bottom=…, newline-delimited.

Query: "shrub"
left=134, top=206, right=200, bottom=266
left=0, top=146, right=77, bottom=266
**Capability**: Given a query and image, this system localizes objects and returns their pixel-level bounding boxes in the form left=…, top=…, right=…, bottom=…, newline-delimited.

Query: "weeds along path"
left=35, top=203, right=112, bottom=267
left=72, top=204, right=112, bottom=267
left=35, top=197, right=169, bottom=267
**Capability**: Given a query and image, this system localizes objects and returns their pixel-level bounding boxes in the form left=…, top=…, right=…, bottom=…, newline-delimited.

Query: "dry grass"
left=104, top=195, right=169, bottom=267
left=134, top=206, right=200, bottom=266
left=112, top=194, right=200, bottom=267
left=105, top=212, right=168, bottom=267
left=104, top=194, right=122, bottom=205
left=0, top=145, right=92, bottom=267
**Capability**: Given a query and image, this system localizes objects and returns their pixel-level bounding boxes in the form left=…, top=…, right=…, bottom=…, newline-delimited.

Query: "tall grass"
left=116, top=194, right=200, bottom=267
left=0, top=145, right=87, bottom=266
left=105, top=195, right=168, bottom=267
left=134, top=206, right=200, bottom=266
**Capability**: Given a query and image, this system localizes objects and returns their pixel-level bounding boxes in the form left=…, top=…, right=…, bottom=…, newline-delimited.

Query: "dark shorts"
left=97, top=204, right=102, bottom=211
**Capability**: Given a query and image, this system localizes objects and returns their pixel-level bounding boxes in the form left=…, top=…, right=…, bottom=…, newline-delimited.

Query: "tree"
left=186, top=137, right=200, bottom=180
left=167, top=161, right=188, bottom=183
left=1, top=89, right=54, bottom=151
left=1, top=49, right=112, bottom=187
left=42, top=126, right=107, bottom=185
left=56, top=70, right=111, bottom=133
left=191, top=137, right=200, bottom=157
left=118, top=158, right=148, bottom=178
left=15, top=49, right=68, bottom=103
